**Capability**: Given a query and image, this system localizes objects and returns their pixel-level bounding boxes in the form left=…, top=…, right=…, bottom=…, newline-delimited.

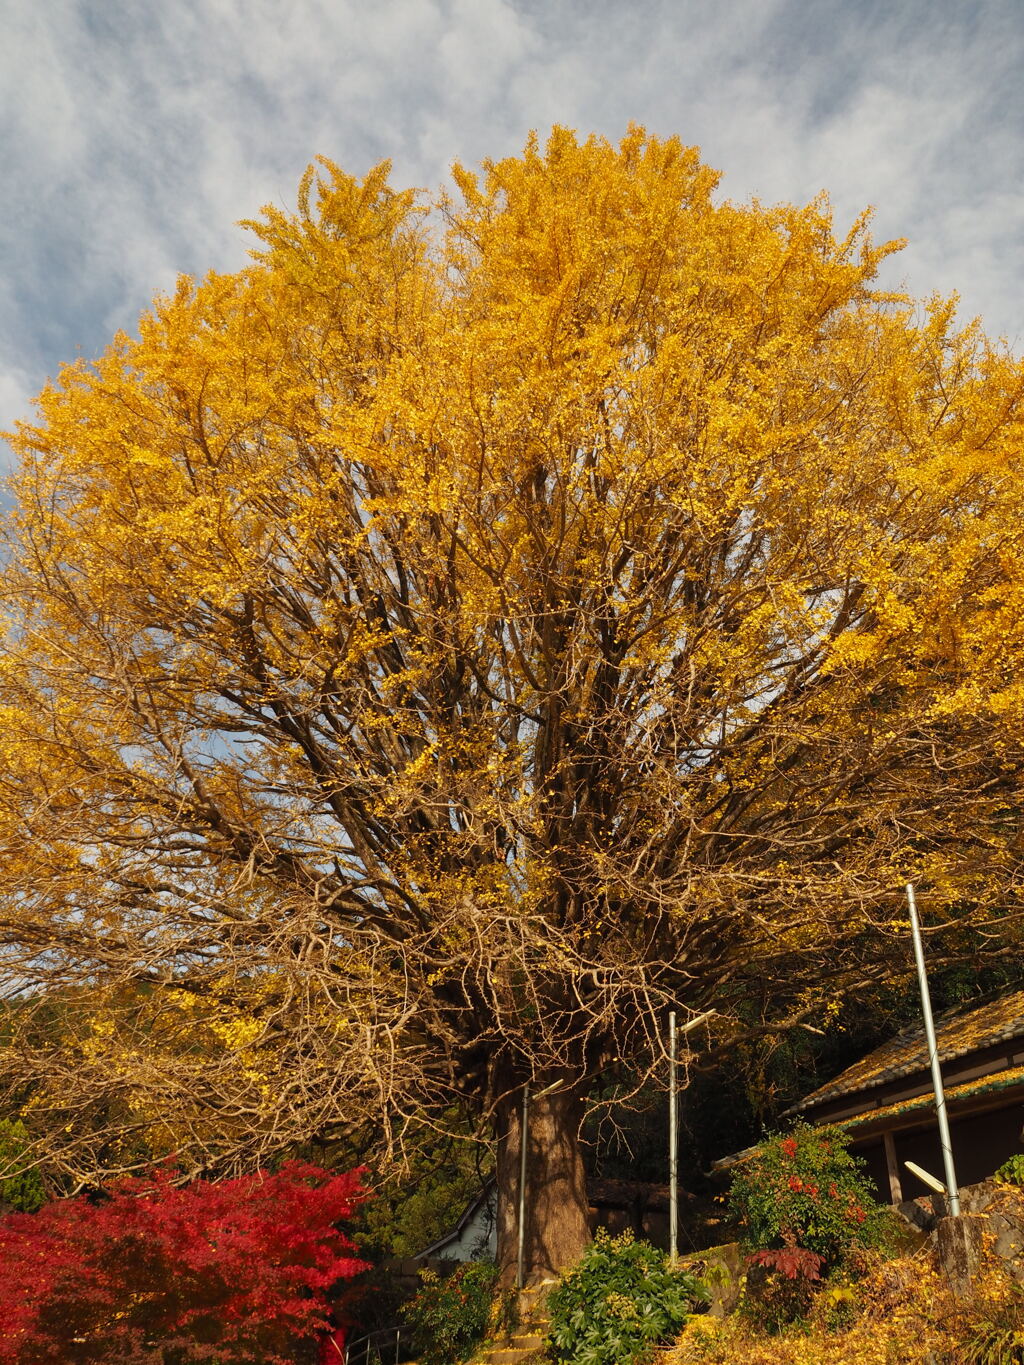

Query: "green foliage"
left=0, top=1120, right=45, bottom=1213
left=356, top=1163, right=487, bottom=1260
left=963, top=1293, right=1024, bottom=1364
left=815, top=1277, right=860, bottom=1333
left=995, top=1153, right=1024, bottom=1187
left=741, top=1248, right=824, bottom=1334
left=350, top=1125, right=491, bottom=1262
left=404, top=1260, right=498, bottom=1365
left=546, top=1229, right=708, bottom=1365
left=728, top=1123, right=892, bottom=1267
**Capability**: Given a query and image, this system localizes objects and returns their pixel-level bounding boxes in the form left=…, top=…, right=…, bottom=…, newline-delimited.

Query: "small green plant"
left=815, top=1277, right=860, bottom=1333
left=404, top=1260, right=499, bottom=1365
left=546, top=1229, right=708, bottom=1365
left=995, top=1153, right=1024, bottom=1187
left=963, top=1303, right=1024, bottom=1364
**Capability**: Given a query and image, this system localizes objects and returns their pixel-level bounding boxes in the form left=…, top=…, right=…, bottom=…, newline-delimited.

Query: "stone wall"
left=679, top=1242, right=744, bottom=1317
left=899, top=1179, right=1024, bottom=1279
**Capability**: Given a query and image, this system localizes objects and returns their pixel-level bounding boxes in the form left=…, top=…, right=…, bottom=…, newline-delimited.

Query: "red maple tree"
left=0, top=1162, right=368, bottom=1363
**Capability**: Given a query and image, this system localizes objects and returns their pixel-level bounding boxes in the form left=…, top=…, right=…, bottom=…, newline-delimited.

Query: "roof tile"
left=789, top=989, right=1024, bottom=1115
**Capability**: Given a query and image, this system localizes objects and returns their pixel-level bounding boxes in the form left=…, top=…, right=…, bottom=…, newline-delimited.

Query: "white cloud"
left=0, top=367, right=36, bottom=439
left=2, top=0, right=1023, bottom=449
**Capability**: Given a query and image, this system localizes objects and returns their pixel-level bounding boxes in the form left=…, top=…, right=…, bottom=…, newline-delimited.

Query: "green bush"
left=404, top=1260, right=498, bottom=1365
left=995, top=1153, right=1024, bottom=1186
left=741, top=1246, right=824, bottom=1333
left=0, top=1120, right=45, bottom=1213
left=728, top=1123, right=892, bottom=1267
left=962, top=1280, right=1024, bottom=1365
left=546, top=1229, right=708, bottom=1365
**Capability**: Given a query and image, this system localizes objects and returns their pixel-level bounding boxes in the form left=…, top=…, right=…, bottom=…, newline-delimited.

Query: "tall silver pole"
left=516, top=1083, right=530, bottom=1290
left=906, top=883, right=960, bottom=1216
left=669, top=1011, right=678, bottom=1264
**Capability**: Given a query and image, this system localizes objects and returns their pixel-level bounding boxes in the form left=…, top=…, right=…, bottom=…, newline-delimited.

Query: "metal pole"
left=516, top=1082, right=529, bottom=1290
left=669, top=1011, right=678, bottom=1264
left=906, top=883, right=960, bottom=1216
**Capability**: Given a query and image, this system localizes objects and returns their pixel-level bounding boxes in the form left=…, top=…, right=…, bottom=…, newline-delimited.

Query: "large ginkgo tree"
left=3, top=128, right=1024, bottom=1283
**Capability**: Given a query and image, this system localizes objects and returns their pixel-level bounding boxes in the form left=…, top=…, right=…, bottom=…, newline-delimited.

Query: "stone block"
left=898, top=1198, right=934, bottom=1232
left=680, top=1241, right=743, bottom=1318
left=935, top=1215, right=983, bottom=1299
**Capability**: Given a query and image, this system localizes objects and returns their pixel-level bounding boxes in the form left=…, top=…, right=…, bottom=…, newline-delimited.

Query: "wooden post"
left=883, top=1130, right=903, bottom=1205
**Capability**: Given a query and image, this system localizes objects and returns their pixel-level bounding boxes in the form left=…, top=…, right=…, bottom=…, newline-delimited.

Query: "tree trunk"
left=494, top=1075, right=591, bottom=1288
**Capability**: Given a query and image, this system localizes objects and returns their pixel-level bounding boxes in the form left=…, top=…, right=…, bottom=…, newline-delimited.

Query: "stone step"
left=501, top=1322, right=548, bottom=1340
left=509, top=1309, right=549, bottom=1329
left=516, top=1280, right=557, bottom=1320
left=477, top=1325, right=550, bottom=1364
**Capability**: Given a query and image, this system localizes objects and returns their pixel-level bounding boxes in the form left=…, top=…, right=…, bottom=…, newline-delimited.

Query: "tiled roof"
left=711, top=1062, right=1024, bottom=1174
left=788, top=988, right=1024, bottom=1116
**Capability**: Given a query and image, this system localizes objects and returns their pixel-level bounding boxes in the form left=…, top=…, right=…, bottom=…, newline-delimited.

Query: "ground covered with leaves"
left=667, top=1244, right=1024, bottom=1365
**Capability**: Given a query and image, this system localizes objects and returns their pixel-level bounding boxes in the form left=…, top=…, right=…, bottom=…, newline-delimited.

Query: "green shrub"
left=995, top=1153, right=1024, bottom=1187
left=546, top=1229, right=708, bottom=1365
left=963, top=1289, right=1024, bottom=1364
left=404, top=1260, right=498, bottom=1365
left=741, top=1246, right=824, bottom=1333
left=0, top=1120, right=45, bottom=1213
left=728, top=1123, right=892, bottom=1267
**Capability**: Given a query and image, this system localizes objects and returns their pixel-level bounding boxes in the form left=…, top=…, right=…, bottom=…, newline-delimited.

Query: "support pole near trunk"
left=906, top=883, right=960, bottom=1217
left=516, top=1082, right=530, bottom=1291
left=669, top=1011, right=678, bottom=1265
left=665, top=1009, right=713, bottom=1265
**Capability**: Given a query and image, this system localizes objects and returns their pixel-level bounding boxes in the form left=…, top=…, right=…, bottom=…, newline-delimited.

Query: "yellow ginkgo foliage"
left=2, top=127, right=1024, bottom=1283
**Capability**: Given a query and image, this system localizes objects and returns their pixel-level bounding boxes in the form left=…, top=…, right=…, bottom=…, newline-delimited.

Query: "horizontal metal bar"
left=904, top=1159, right=946, bottom=1195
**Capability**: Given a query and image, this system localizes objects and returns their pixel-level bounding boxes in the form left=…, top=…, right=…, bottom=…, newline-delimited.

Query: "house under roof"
left=794, top=989, right=1024, bottom=1204
left=789, top=989, right=1024, bottom=1120
left=413, top=1176, right=695, bottom=1264
left=714, top=990, right=1024, bottom=1206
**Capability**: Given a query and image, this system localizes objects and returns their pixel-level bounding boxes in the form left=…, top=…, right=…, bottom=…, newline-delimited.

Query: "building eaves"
left=786, top=989, right=1024, bottom=1117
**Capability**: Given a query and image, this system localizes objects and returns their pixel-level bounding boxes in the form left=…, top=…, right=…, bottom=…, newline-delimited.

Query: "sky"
left=3, top=0, right=1023, bottom=451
